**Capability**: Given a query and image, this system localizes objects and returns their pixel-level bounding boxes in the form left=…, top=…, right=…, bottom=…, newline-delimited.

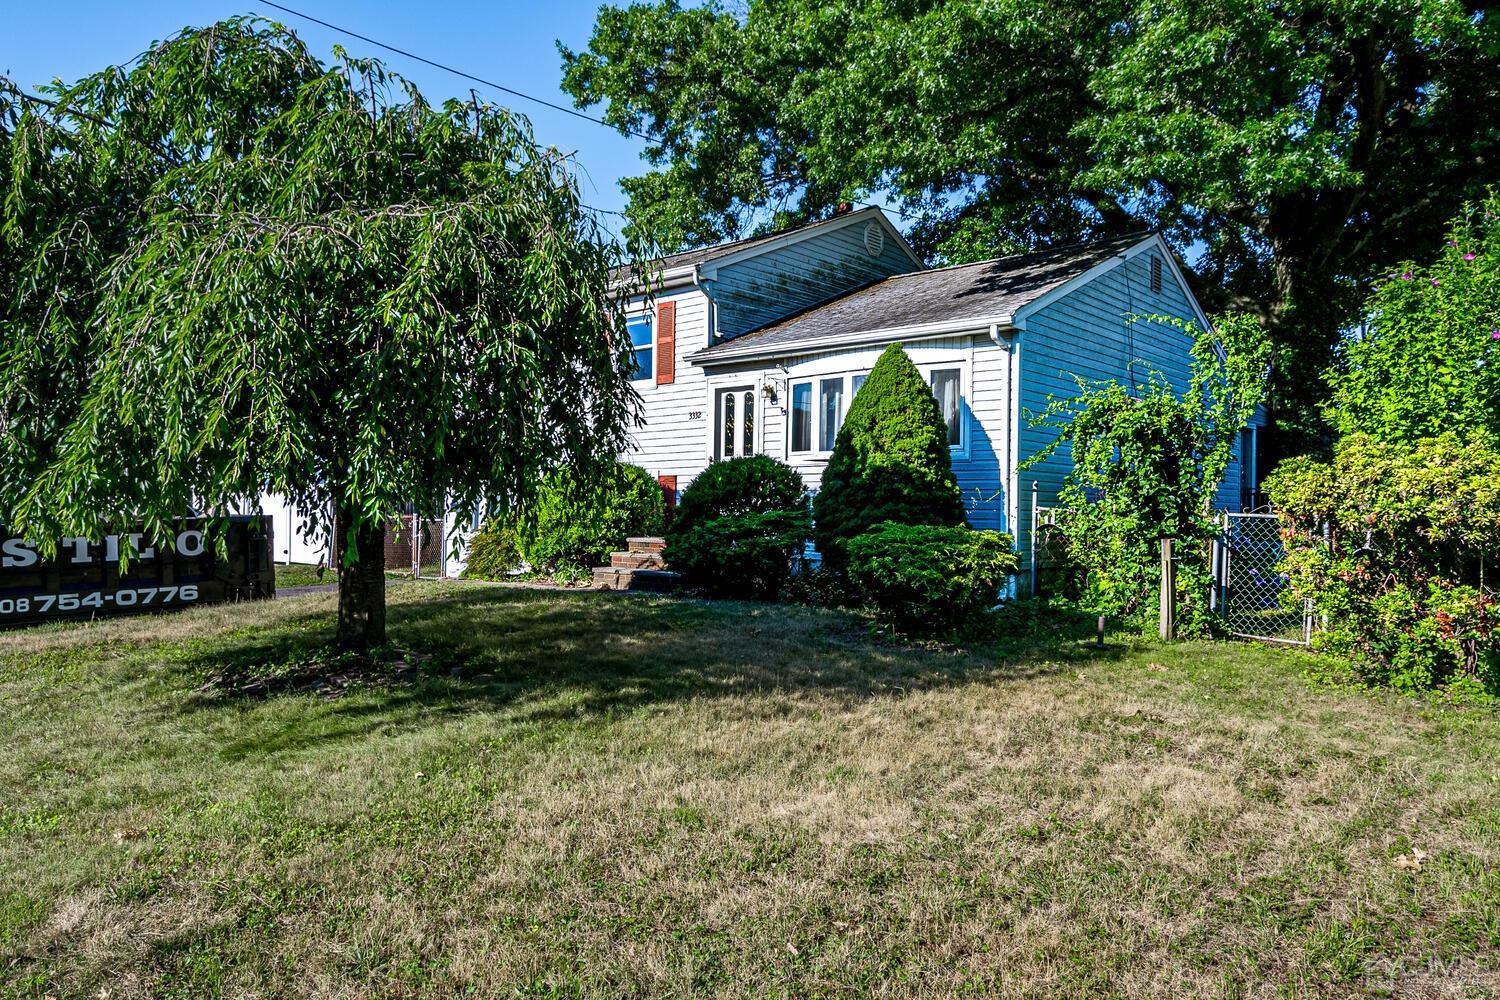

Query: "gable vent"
left=863, top=221, right=884, bottom=258
left=1150, top=255, right=1164, bottom=294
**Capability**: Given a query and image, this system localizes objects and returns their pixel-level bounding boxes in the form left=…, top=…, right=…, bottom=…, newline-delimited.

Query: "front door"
left=716, top=386, right=757, bottom=459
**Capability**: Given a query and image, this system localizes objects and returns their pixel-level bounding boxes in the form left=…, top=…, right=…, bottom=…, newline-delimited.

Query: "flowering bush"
left=1266, top=434, right=1500, bottom=695
left=1334, top=191, right=1500, bottom=447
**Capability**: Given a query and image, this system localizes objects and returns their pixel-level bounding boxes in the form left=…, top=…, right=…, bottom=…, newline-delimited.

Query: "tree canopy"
left=561, top=0, right=1500, bottom=451
left=1, top=19, right=638, bottom=650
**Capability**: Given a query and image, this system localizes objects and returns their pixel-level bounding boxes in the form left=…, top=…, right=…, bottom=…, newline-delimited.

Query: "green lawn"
left=2, top=584, right=1498, bottom=998
left=273, top=562, right=330, bottom=589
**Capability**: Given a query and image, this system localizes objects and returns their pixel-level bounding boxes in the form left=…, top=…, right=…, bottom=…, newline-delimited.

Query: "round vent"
left=863, top=221, right=884, bottom=257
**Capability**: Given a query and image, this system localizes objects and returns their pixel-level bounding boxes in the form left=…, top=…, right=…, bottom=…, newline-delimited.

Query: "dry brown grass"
left=1, top=583, right=1498, bottom=998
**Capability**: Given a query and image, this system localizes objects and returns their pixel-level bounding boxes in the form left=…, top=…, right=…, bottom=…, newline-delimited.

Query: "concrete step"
left=592, top=566, right=681, bottom=592
left=626, top=536, right=666, bottom=554
left=611, top=550, right=666, bottom=570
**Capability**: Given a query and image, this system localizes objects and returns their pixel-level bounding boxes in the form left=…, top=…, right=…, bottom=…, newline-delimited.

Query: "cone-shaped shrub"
left=813, top=343, right=965, bottom=566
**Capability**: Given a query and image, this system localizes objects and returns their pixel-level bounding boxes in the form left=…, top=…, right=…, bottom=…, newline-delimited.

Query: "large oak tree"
left=1, top=19, right=638, bottom=652
left=561, top=0, right=1500, bottom=452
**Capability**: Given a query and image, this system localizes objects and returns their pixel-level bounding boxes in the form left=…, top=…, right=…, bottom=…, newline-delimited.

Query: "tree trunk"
left=335, top=507, right=387, bottom=654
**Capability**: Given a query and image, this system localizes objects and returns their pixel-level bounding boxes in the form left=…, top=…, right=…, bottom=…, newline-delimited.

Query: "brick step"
left=592, top=566, right=681, bottom=593
left=626, top=536, right=666, bottom=554
left=611, top=550, right=665, bottom=570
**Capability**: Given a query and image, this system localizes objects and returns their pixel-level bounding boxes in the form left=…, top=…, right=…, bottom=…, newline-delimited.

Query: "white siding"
left=621, top=288, right=715, bottom=486
left=697, top=334, right=1017, bottom=535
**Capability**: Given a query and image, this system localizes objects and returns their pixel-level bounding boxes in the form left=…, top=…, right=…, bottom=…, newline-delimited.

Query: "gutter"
left=690, top=314, right=1019, bottom=367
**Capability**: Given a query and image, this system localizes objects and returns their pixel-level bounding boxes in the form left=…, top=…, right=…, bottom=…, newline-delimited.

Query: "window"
left=819, top=378, right=844, bottom=452
left=790, top=382, right=813, bottom=452
left=741, top=390, right=755, bottom=455
left=723, top=391, right=737, bottom=458
left=1149, top=255, right=1163, bottom=294
left=851, top=374, right=868, bottom=398
left=627, top=315, right=653, bottom=381
left=930, top=368, right=961, bottom=447
left=718, top=387, right=756, bottom=458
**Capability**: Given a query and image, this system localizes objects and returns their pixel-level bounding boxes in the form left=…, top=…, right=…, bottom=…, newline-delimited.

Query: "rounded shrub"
left=675, top=455, right=807, bottom=523
left=813, top=343, right=965, bottom=568
left=522, top=462, right=665, bottom=573
left=666, top=456, right=811, bottom=599
left=461, top=515, right=522, bottom=580
left=845, top=522, right=1018, bottom=634
left=666, top=510, right=812, bottom=599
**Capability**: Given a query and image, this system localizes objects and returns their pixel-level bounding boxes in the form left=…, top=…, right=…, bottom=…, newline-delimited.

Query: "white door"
left=716, top=386, right=757, bottom=459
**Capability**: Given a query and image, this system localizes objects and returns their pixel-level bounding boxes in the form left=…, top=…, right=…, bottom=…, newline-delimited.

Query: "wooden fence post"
left=1159, top=537, right=1176, bottom=641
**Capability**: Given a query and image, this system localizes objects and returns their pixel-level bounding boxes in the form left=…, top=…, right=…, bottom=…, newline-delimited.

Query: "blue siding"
left=706, top=218, right=919, bottom=339
left=1015, top=248, right=1260, bottom=580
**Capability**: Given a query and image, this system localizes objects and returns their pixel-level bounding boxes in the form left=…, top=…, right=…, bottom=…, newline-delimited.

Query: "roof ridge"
left=911, top=230, right=1154, bottom=276
left=651, top=205, right=884, bottom=269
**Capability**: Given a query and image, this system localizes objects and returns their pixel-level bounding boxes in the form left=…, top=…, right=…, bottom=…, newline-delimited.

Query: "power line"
left=252, top=3, right=918, bottom=225
left=256, top=0, right=655, bottom=143
left=2, top=84, right=628, bottom=220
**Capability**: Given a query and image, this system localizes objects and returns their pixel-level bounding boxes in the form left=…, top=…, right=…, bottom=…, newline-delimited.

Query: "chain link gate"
left=1214, top=511, right=1313, bottom=645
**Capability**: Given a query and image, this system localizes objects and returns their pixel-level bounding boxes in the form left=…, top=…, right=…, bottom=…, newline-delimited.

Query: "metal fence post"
left=1029, top=481, right=1039, bottom=597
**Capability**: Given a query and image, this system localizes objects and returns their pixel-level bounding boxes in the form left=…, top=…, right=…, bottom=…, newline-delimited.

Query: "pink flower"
left=1431, top=278, right=1440, bottom=286
left=1465, top=253, right=1477, bottom=261
left=1400, top=272, right=1413, bottom=280
left=1492, top=329, right=1500, bottom=340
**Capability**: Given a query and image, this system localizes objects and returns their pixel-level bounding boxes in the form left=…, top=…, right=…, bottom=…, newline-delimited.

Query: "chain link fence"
left=1214, top=512, right=1312, bottom=644
left=1027, top=490, right=1316, bottom=645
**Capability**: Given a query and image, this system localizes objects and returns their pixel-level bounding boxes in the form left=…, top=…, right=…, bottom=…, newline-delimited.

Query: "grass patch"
left=273, top=562, right=329, bottom=589
left=1, top=583, right=1498, bottom=997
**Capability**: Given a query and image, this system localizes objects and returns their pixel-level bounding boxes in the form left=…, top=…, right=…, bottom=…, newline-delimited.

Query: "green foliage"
left=1025, top=315, right=1268, bottom=631
left=666, top=510, right=812, bottom=600
left=562, top=0, right=1500, bottom=446
left=813, top=344, right=965, bottom=568
left=0, top=20, right=638, bottom=649
left=674, top=455, right=808, bottom=524
left=665, top=456, right=810, bottom=599
left=1332, top=193, right=1500, bottom=448
left=461, top=517, right=522, bottom=581
left=1265, top=434, right=1500, bottom=696
left=523, top=463, right=665, bottom=574
left=846, top=523, right=1018, bottom=634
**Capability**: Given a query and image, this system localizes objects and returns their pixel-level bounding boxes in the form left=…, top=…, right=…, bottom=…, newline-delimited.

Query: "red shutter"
left=655, top=301, right=676, bottom=385
left=657, top=475, right=678, bottom=509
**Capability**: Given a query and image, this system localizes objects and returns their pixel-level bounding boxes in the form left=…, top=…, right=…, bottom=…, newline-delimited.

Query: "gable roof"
left=613, top=206, right=921, bottom=289
left=690, top=232, right=1155, bottom=364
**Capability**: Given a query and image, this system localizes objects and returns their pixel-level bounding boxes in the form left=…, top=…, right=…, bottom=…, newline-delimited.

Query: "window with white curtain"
left=819, top=378, right=844, bottom=451
left=790, top=382, right=813, bottom=452
left=930, top=368, right=961, bottom=447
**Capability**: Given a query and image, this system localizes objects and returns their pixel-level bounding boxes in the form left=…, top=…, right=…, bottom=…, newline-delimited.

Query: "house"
left=616, top=207, right=1262, bottom=588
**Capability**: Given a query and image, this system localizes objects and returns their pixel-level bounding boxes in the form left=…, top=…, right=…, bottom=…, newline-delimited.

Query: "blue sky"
left=4, top=1, right=649, bottom=227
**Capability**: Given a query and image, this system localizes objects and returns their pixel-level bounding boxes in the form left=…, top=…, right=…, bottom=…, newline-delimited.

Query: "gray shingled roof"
left=691, top=232, right=1150, bottom=362
left=612, top=207, right=888, bottom=285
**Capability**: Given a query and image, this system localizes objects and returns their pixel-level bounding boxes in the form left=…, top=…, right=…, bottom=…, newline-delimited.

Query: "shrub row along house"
left=257, top=207, right=1262, bottom=587
left=617, top=206, right=1262, bottom=589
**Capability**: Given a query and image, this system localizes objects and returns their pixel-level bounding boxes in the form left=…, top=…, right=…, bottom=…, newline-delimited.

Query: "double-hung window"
left=627, top=315, right=653, bottom=382
left=929, top=368, right=962, bottom=447
left=818, top=379, right=844, bottom=452
left=789, top=375, right=853, bottom=454
left=790, top=382, right=813, bottom=453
